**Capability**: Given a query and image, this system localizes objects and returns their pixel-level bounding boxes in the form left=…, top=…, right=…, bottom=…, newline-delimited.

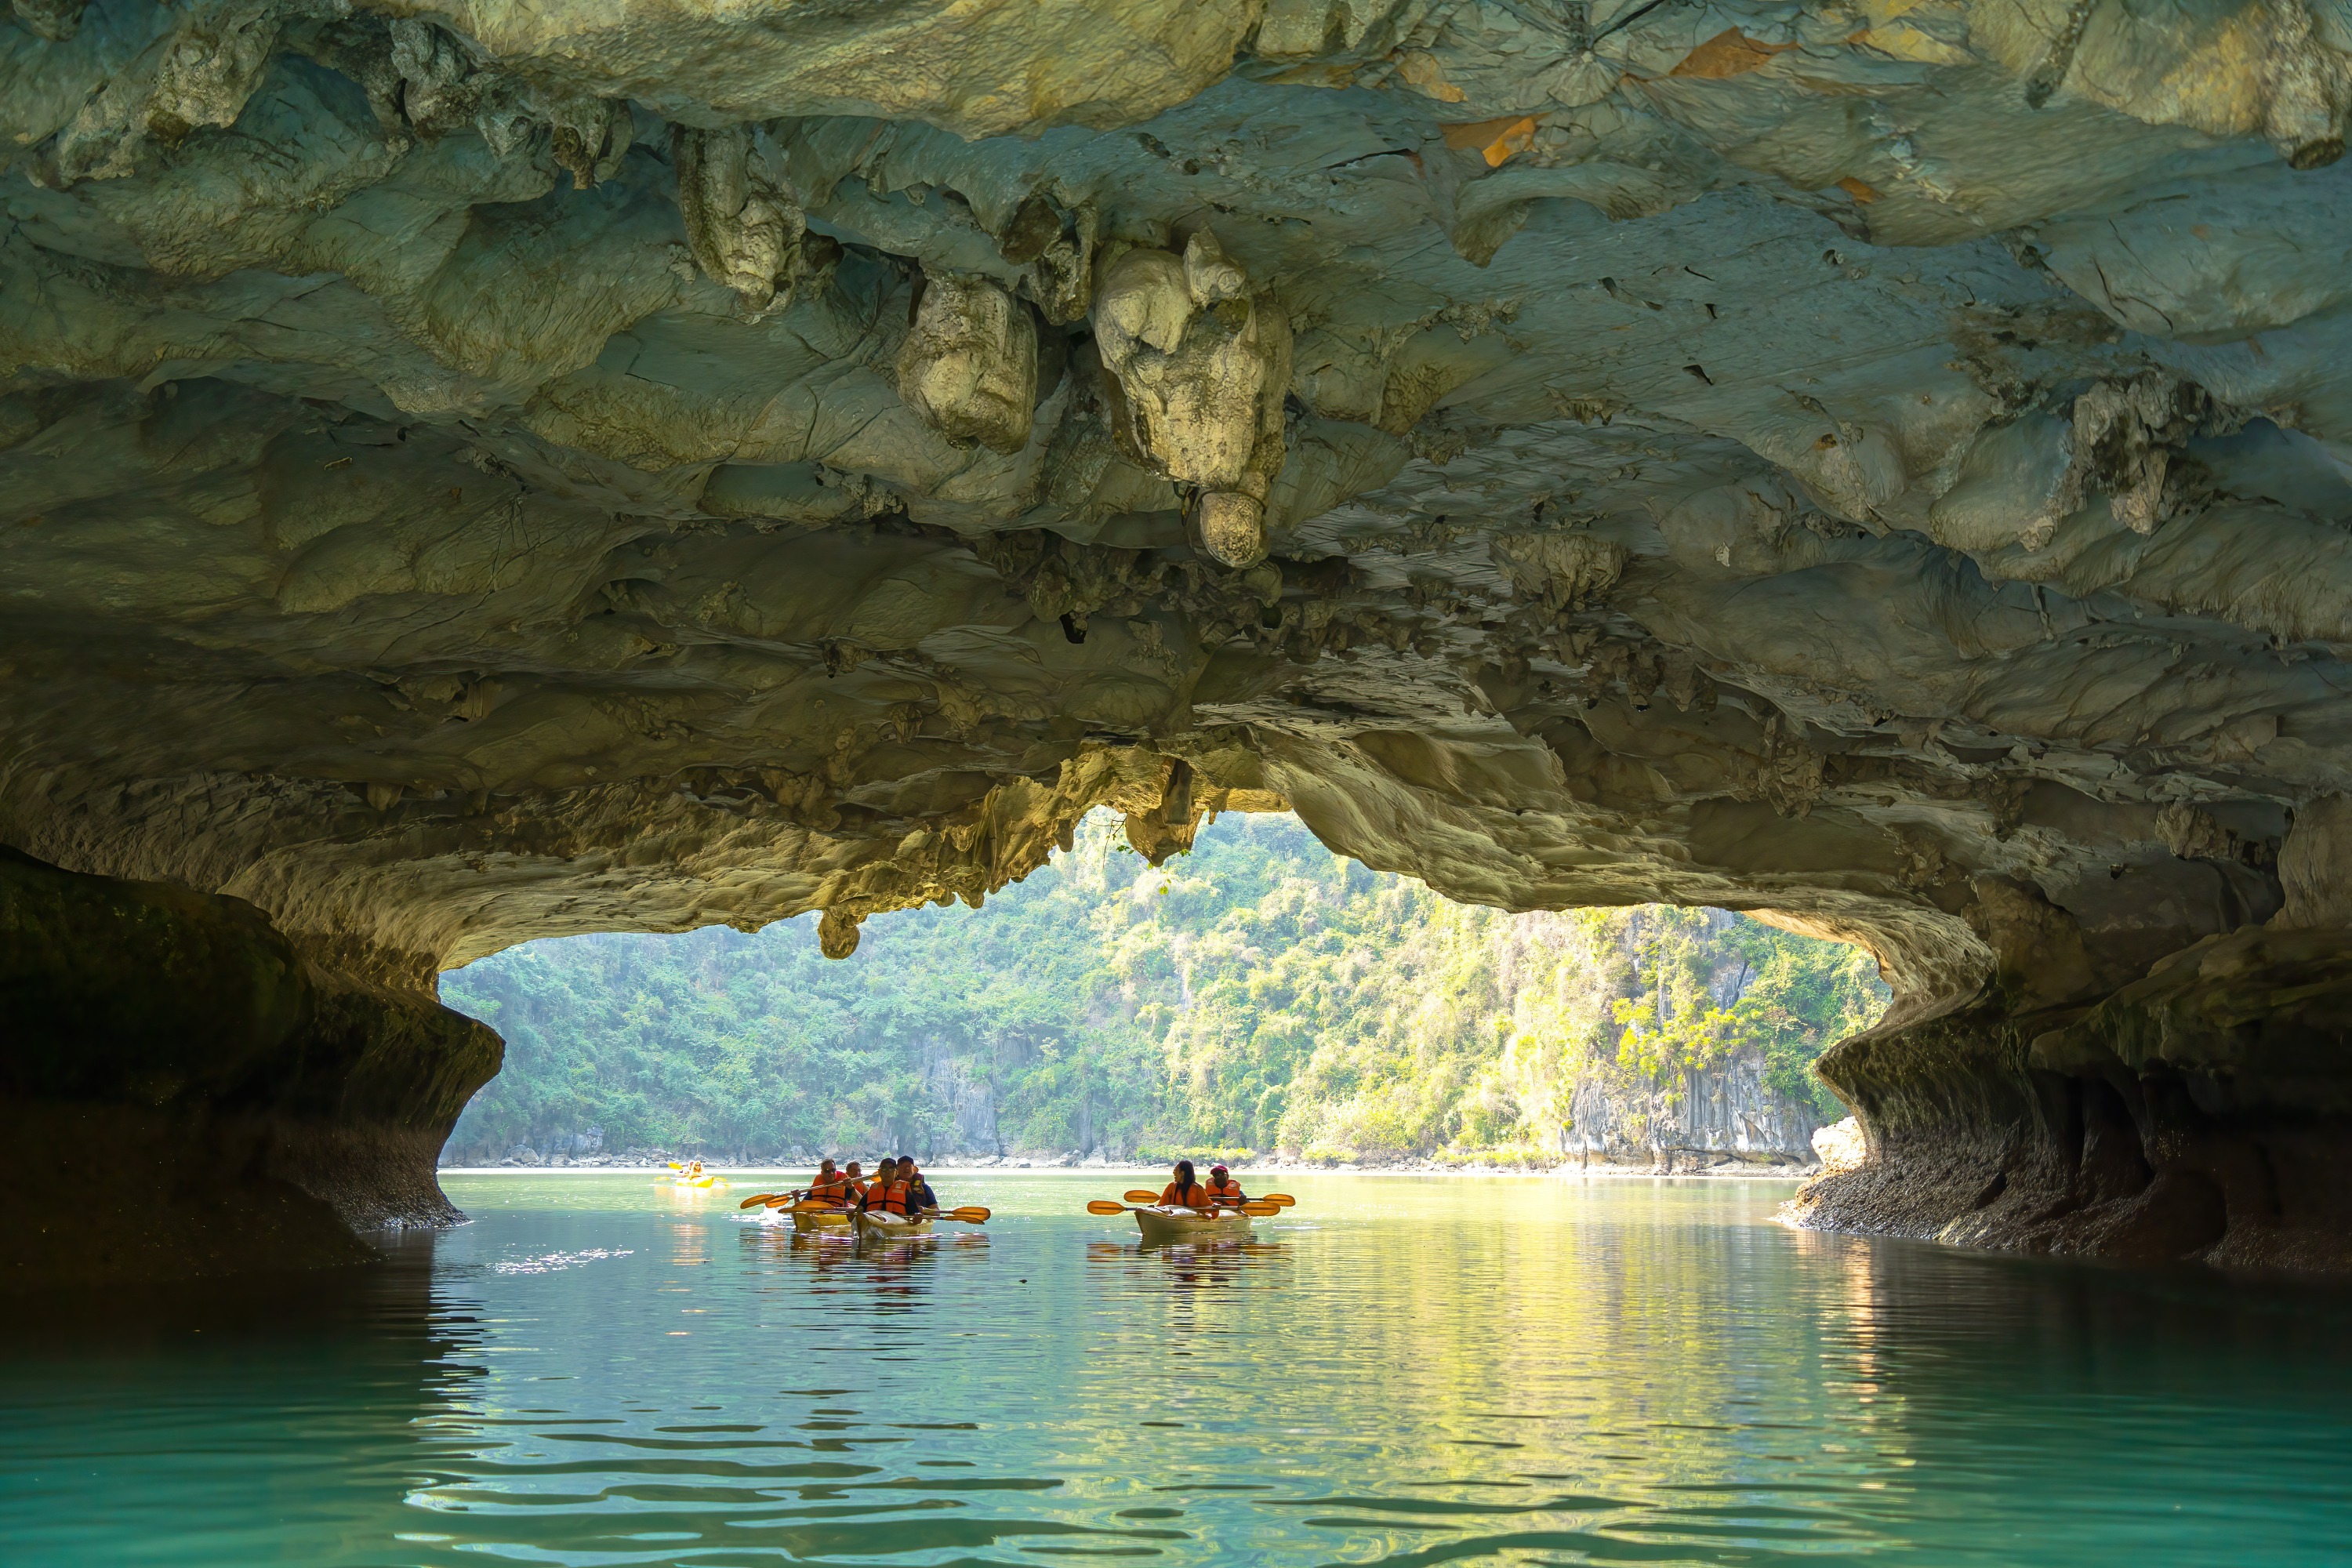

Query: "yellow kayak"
left=855, top=1210, right=935, bottom=1243
left=1134, top=1206, right=1252, bottom=1245
left=793, top=1207, right=851, bottom=1232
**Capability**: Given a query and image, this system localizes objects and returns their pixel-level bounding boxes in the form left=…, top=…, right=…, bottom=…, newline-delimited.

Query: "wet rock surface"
left=5, top=0, right=2352, bottom=1277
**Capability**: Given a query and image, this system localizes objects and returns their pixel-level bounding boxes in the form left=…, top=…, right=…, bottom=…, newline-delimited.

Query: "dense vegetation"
left=443, top=812, right=1887, bottom=1165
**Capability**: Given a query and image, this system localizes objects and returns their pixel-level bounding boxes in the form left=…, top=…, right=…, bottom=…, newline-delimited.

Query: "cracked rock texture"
left=7, top=0, right=2352, bottom=1282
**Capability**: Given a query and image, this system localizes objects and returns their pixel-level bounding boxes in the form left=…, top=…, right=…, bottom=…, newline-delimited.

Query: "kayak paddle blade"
left=1087, top=1200, right=1129, bottom=1215
left=1259, top=1193, right=1297, bottom=1206
left=947, top=1207, right=991, bottom=1222
left=1122, top=1189, right=1161, bottom=1204
left=1239, top=1200, right=1280, bottom=1216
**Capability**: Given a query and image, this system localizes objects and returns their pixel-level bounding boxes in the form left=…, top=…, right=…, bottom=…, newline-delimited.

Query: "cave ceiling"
left=5, top=0, right=2351, bottom=1018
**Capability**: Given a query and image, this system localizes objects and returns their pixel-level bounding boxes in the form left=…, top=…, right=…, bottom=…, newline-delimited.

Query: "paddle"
left=1087, top=1199, right=1283, bottom=1218
left=1122, top=1187, right=1295, bottom=1207
left=933, top=1206, right=991, bottom=1223
left=738, top=1192, right=783, bottom=1209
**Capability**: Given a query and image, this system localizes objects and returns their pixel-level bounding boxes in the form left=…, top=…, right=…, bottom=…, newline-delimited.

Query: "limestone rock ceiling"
left=2, top=0, right=2349, bottom=1024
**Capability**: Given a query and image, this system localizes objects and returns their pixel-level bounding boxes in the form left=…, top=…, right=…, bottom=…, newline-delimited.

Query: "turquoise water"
left=5, top=1173, right=2352, bottom=1565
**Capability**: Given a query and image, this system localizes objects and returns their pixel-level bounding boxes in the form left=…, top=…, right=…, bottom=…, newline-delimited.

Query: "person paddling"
left=1203, top=1163, right=1247, bottom=1211
left=841, top=1160, right=869, bottom=1206
left=866, top=1159, right=911, bottom=1219
left=898, top=1156, right=939, bottom=1218
left=806, top=1159, right=849, bottom=1207
left=1159, top=1160, right=1212, bottom=1210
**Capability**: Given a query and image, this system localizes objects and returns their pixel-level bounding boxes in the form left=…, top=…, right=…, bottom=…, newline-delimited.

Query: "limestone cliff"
left=7, top=0, right=2352, bottom=1281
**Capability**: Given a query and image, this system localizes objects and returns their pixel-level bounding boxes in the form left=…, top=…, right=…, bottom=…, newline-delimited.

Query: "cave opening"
left=430, top=808, right=1889, bottom=1177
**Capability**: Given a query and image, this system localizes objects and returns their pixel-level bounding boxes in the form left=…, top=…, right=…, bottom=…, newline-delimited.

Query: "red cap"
left=1210, top=1164, right=1229, bottom=1174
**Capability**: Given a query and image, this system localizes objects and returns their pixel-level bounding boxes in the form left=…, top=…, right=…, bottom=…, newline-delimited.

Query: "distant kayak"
left=669, top=1175, right=723, bottom=1189
left=1134, top=1206, right=1252, bottom=1245
left=855, top=1210, right=934, bottom=1243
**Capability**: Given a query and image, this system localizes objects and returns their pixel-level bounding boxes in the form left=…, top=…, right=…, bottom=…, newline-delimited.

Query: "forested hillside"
left=442, top=812, right=1887, bottom=1167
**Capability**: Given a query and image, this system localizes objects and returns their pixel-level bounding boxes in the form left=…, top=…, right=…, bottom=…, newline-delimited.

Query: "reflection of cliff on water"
left=1788, top=1228, right=2352, bottom=1505
left=2, top=1230, right=492, bottom=1561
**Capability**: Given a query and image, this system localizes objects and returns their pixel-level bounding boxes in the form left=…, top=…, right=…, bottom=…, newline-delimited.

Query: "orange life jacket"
left=1204, top=1178, right=1245, bottom=1204
left=1160, top=1181, right=1210, bottom=1210
left=871, top=1179, right=909, bottom=1217
left=809, top=1174, right=848, bottom=1203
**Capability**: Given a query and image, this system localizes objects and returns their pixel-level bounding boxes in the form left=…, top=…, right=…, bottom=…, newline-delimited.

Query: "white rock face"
left=1093, top=230, right=1291, bottom=566
left=1811, top=1118, right=1865, bottom=1176
left=897, top=272, right=1038, bottom=455
left=2280, top=796, right=2352, bottom=930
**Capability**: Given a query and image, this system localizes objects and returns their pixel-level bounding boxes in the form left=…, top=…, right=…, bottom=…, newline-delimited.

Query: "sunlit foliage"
left=445, top=812, right=1885, bottom=1162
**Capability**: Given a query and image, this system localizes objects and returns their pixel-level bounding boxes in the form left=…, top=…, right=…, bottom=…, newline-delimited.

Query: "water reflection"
left=4, top=1174, right=2351, bottom=1566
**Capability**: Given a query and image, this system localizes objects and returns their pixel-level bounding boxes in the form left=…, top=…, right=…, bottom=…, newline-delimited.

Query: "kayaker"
left=897, top=1156, right=939, bottom=1217
left=806, top=1159, right=849, bottom=1207
left=1159, top=1160, right=1212, bottom=1210
left=1203, top=1163, right=1247, bottom=1210
left=860, top=1158, right=898, bottom=1212
left=866, top=1160, right=912, bottom=1218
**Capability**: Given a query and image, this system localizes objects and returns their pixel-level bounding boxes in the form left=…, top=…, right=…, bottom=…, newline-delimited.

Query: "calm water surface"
left=5, top=1174, right=2351, bottom=1566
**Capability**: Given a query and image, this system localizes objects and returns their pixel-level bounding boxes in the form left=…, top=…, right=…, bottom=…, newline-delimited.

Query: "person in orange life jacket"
left=861, top=1152, right=894, bottom=1213
left=868, top=1159, right=917, bottom=1218
left=896, top=1155, right=938, bottom=1215
left=1202, top=1163, right=1246, bottom=1210
left=840, top=1160, right=868, bottom=1205
left=1160, top=1160, right=1212, bottom=1210
left=805, top=1159, right=848, bottom=1206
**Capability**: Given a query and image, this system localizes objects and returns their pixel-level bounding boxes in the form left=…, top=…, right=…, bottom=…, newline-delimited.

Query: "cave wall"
left=0, top=847, right=499, bottom=1287
left=5, top=0, right=2352, bottom=1279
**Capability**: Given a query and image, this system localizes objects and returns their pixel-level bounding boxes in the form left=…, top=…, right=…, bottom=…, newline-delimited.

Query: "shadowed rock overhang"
left=6, top=0, right=2352, bottom=1284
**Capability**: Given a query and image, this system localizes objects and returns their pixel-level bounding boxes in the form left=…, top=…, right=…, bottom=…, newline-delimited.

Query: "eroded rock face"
left=6, top=0, right=2352, bottom=1280
left=898, top=271, right=1040, bottom=456
left=0, top=847, right=499, bottom=1288
left=1094, top=230, right=1292, bottom=567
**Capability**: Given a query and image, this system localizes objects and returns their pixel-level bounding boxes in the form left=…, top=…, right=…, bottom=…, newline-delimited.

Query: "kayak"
left=793, top=1206, right=851, bottom=1232
left=1133, top=1206, right=1252, bottom=1245
left=670, top=1175, right=722, bottom=1189
left=855, top=1210, right=935, bottom=1243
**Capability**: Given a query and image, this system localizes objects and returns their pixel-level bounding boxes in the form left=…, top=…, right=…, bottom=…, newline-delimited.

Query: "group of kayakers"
left=786, top=1156, right=1244, bottom=1216
left=1156, top=1160, right=1248, bottom=1211
left=799, top=1155, right=942, bottom=1218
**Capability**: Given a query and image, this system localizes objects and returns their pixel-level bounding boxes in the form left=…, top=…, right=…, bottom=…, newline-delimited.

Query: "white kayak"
left=855, top=1210, right=935, bottom=1243
left=1133, top=1206, right=1252, bottom=1245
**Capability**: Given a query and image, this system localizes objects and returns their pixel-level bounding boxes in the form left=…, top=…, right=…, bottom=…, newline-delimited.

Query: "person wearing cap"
left=1202, top=1163, right=1247, bottom=1210
left=896, top=1155, right=940, bottom=1217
